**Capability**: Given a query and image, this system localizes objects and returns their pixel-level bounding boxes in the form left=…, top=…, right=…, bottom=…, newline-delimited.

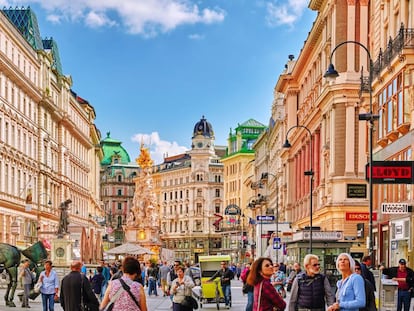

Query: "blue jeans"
left=41, top=293, right=55, bottom=311
left=221, top=283, right=231, bottom=306
left=148, top=277, right=158, bottom=296
left=397, top=289, right=411, bottom=311
left=101, top=281, right=108, bottom=300
left=245, top=290, right=253, bottom=311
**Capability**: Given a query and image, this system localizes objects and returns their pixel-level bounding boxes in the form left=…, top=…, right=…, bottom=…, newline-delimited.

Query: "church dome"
left=100, top=132, right=131, bottom=165
left=192, top=116, right=214, bottom=139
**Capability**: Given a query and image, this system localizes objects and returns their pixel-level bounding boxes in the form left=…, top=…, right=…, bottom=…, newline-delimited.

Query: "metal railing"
left=372, top=24, right=414, bottom=80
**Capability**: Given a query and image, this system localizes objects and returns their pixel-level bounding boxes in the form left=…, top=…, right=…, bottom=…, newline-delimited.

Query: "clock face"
left=55, top=247, right=65, bottom=258
left=197, top=142, right=203, bottom=148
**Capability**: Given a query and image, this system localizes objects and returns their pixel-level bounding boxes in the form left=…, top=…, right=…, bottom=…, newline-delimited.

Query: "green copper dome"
left=100, top=132, right=131, bottom=165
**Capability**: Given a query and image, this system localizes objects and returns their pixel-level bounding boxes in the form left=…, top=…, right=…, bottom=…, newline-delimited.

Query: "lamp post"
left=324, top=41, right=379, bottom=258
left=283, top=125, right=314, bottom=253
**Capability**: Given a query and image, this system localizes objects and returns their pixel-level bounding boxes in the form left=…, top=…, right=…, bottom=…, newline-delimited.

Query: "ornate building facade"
left=269, top=0, right=413, bottom=268
left=100, top=132, right=139, bottom=250
left=0, top=8, right=103, bottom=255
left=153, top=116, right=225, bottom=263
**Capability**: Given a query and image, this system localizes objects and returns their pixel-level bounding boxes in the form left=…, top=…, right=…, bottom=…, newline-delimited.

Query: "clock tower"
left=191, top=115, right=215, bottom=156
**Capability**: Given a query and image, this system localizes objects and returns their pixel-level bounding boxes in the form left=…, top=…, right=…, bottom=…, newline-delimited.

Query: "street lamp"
left=324, top=40, right=379, bottom=258
left=283, top=125, right=314, bottom=253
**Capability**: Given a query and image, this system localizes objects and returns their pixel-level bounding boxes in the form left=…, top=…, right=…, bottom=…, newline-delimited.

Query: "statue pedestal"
left=51, top=238, right=73, bottom=266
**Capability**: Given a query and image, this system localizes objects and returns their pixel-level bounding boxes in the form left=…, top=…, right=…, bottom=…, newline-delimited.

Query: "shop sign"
left=224, top=204, right=241, bottom=215
left=347, top=184, right=367, bottom=198
left=366, top=161, right=414, bottom=184
left=292, top=231, right=343, bottom=242
left=382, top=203, right=410, bottom=214
left=346, top=212, right=377, bottom=221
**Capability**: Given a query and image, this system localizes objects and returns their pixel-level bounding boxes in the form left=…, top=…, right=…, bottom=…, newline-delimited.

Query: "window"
left=196, top=203, right=202, bottom=215
left=118, top=202, right=122, bottom=210
left=378, top=73, right=409, bottom=139
left=117, top=189, right=122, bottom=196
left=215, top=189, right=220, bottom=197
left=117, top=175, right=122, bottom=182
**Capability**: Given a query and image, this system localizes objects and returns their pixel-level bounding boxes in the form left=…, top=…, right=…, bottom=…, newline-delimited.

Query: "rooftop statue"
left=136, top=143, right=153, bottom=169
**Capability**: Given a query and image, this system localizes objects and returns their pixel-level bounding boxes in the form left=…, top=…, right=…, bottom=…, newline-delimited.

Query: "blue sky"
left=2, top=0, right=316, bottom=164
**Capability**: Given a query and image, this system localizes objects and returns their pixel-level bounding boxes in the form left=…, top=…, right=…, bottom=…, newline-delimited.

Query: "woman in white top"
left=171, top=265, right=195, bottom=311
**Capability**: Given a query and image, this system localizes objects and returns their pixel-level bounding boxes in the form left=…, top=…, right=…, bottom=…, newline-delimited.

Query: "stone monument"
left=51, top=199, right=73, bottom=265
left=124, top=144, right=161, bottom=257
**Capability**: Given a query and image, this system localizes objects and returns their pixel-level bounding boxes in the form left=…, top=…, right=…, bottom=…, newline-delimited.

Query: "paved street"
left=0, top=279, right=249, bottom=311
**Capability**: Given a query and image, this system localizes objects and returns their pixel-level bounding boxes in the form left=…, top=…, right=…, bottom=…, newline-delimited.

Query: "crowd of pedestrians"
left=14, top=252, right=414, bottom=311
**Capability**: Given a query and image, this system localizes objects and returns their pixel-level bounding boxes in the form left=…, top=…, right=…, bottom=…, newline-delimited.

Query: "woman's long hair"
left=246, top=257, right=273, bottom=286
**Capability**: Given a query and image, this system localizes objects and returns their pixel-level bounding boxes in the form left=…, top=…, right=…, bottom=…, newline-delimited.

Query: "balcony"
left=372, top=24, right=414, bottom=81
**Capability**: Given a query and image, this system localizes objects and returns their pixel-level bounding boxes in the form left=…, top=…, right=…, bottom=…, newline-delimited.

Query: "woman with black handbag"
left=171, top=265, right=195, bottom=311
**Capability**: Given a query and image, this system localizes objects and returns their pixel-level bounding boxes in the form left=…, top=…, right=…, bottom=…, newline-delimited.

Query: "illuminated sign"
left=366, top=161, right=414, bottom=184
left=346, top=212, right=377, bottom=221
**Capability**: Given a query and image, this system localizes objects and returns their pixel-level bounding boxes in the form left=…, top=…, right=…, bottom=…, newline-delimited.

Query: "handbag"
left=242, top=282, right=253, bottom=294
left=33, top=282, right=42, bottom=294
left=181, top=295, right=198, bottom=309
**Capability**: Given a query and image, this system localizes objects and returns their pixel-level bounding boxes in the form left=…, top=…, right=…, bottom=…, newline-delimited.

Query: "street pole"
left=324, top=40, right=377, bottom=258
left=283, top=125, right=314, bottom=253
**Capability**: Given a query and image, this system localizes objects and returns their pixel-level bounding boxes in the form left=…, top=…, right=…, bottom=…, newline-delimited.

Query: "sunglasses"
left=355, top=267, right=361, bottom=271
left=312, top=263, right=320, bottom=267
left=263, top=263, right=273, bottom=268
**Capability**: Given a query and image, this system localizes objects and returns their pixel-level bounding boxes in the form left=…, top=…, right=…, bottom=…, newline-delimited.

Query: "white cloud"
left=4, top=0, right=225, bottom=37
left=85, top=11, right=117, bottom=28
left=265, top=0, right=307, bottom=27
left=131, top=132, right=188, bottom=165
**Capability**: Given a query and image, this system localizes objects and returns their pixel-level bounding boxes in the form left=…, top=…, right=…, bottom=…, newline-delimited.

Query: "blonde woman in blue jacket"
left=328, top=253, right=365, bottom=311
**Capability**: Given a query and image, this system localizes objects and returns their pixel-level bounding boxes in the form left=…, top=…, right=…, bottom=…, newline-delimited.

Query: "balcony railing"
left=372, top=24, right=414, bottom=81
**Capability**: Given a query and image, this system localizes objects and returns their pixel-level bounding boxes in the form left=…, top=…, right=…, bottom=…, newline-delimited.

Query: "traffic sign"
left=273, top=237, right=281, bottom=249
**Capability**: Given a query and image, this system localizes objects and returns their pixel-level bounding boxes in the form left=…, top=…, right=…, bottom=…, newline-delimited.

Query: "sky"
left=1, top=0, right=316, bottom=164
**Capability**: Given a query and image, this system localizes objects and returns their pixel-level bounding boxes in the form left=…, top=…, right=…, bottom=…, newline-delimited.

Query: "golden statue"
left=136, top=143, right=153, bottom=169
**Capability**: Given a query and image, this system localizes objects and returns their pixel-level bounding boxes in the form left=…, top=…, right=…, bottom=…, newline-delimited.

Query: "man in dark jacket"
left=289, top=254, right=334, bottom=311
left=381, top=259, right=414, bottom=311
left=361, top=255, right=376, bottom=291
left=355, top=260, right=377, bottom=311
left=208, top=261, right=234, bottom=309
left=60, top=261, right=99, bottom=311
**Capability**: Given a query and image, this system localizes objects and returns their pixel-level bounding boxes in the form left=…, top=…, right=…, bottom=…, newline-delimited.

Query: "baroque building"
left=153, top=116, right=225, bottom=263
left=270, top=0, right=414, bottom=270
left=0, top=8, right=103, bottom=255
left=100, top=132, right=139, bottom=250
